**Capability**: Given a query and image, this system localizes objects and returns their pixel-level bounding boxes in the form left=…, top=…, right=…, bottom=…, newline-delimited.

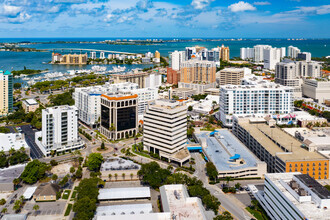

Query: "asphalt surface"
left=21, top=125, right=44, bottom=159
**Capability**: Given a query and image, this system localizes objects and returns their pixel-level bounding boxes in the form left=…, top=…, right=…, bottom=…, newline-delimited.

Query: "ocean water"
left=0, top=38, right=329, bottom=71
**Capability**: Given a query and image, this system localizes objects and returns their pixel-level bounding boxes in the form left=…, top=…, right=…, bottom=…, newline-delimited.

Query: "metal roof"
left=22, top=186, right=37, bottom=200
left=98, top=187, right=151, bottom=200
left=96, top=203, right=152, bottom=216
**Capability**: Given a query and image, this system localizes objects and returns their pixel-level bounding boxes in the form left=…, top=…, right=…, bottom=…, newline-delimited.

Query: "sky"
left=0, top=0, right=329, bottom=38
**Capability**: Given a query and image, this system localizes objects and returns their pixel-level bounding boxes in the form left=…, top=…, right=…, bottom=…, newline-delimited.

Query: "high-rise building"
left=90, top=51, right=96, bottom=59
left=240, top=47, right=254, bottom=60
left=200, top=48, right=220, bottom=65
left=263, top=47, right=282, bottom=70
left=143, top=100, right=190, bottom=165
left=167, top=67, right=180, bottom=85
left=185, top=47, right=197, bottom=60
left=100, top=51, right=105, bottom=59
left=288, top=46, right=301, bottom=58
left=169, top=50, right=185, bottom=71
left=35, top=105, right=84, bottom=156
left=297, top=52, right=312, bottom=62
left=100, top=94, right=138, bottom=140
left=254, top=45, right=272, bottom=62
left=154, top=50, right=160, bottom=59
left=217, top=68, right=247, bottom=86
left=180, top=60, right=216, bottom=84
left=250, top=173, right=330, bottom=220
left=219, top=83, right=293, bottom=127
left=0, top=70, right=13, bottom=116
left=220, top=44, right=230, bottom=61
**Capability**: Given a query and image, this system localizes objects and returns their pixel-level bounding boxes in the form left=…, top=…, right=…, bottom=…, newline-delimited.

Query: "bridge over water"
left=47, top=48, right=138, bottom=55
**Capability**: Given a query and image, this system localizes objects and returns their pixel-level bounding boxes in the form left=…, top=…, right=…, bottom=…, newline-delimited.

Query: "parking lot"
left=24, top=201, right=66, bottom=215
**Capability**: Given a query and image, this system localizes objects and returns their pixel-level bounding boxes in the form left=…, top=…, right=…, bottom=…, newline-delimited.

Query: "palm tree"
left=235, top=183, right=241, bottom=190
left=33, top=204, right=39, bottom=216
left=13, top=178, right=20, bottom=187
left=1, top=208, right=7, bottom=214
left=108, top=174, right=112, bottom=181
left=130, top=173, right=134, bottom=180
left=114, top=173, right=118, bottom=181
left=225, top=176, right=233, bottom=187
left=122, top=173, right=125, bottom=180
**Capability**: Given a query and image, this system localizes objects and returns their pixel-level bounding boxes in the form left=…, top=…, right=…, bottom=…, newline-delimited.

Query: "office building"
left=194, top=129, right=267, bottom=178
left=169, top=50, right=185, bottom=71
left=240, top=47, right=254, bottom=60
left=254, top=45, right=272, bottom=62
left=219, top=84, right=293, bottom=127
left=143, top=100, right=190, bottom=165
left=0, top=70, right=13, bottom=116
left=60, top=53, right=88, bottom=65
left=167, top=67, right=180, bottom=85
left=90, top=51, right=96, bottom=59
left=200, top=48, right=220, bottom=65
left=302, top=79, right=330, bottom=104
left=160, top=184, right=207, bottom=220
left=170, top=88, right=196, bottom=100
left=288, top=46, right=301, bottom=58
left=250, top=173, right=330, bottom=220
left=185, top=47, right=197, bottom=60
left=35, top=105, right=84, bottom=156
left=112, top=72, right=161, bottom=88
left=22, top=99, right=39, bottom=113
left=297, top=52, right=312, bottom=62
left=263, top=47, right=282, bottom=70
left=100, top=94, right=138, bottom=140
left=180, top=60, right=216, bottom=84
left=220, top=44, right=230, bottom=61
left=217, top=68, right=250, bottom=86
left=233, top=116, right=329, bottom=179
left=100, top=157, right=140, bottom=181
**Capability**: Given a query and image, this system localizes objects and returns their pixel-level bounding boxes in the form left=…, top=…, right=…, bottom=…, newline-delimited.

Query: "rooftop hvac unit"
left=174, top=190, right=180, bottom=200
left=298, top=188, right=307, bottom=196
left=290, top=180, right=298, bottom=189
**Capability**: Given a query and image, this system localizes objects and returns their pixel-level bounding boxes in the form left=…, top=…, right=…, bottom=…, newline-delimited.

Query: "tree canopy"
left=86, top=153, right=103, bottom=172
left=20, top=160, right=50, bottom=184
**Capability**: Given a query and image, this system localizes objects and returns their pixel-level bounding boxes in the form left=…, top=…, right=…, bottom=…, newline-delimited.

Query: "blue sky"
left=0, top=0, right=329, bottom=38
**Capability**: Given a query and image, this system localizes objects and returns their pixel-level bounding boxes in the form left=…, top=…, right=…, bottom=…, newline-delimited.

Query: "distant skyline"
left=0, top=0, right=329, bottom=38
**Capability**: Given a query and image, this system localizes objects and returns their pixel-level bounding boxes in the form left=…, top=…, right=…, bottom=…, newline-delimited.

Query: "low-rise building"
left=112, top=72, right=161, bottom=88
left=100, top=157, right=140, bottom=181
left=178, top=81, right=216, bottom=94
left=0, top=164, right=25, bottom=192
left=33, top=183, right=60, bottom=202
left=98, top=187, right=150, bottom=201
left=170, top=88, right=196, bottom=99
left=160, top=184, right=207, bottom=220
left=22, top=99, right=39, bottom=113
left=204, top=88, right=220, bottom=96
left=194, top=129, right=267, bottom=178
left=249, top=172, right=330, bottom=220
left=233, top=116, right=329, bottom=179
left=0, top=133, right=30, bottom=155
left=59, top=53, right=88, bottom=65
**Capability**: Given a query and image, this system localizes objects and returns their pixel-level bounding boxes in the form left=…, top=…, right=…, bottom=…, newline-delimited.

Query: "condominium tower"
left=35, top=105, right=84, bottom=156
left=0, top=70, right=13, bottom=116
left=180, top=60, right=216, bottom=84
left=219, top=83, right=293, bottom=127
left=143, top=100, right=190, bottom=166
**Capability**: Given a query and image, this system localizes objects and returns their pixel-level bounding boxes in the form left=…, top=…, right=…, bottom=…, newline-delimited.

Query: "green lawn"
left=70, top=191, right=77, bottom=201
left=64, top=203, right=73, bottom=216
left=246, top=207, right=268, bottom=220
left=62, top=190, right=71, bottom=200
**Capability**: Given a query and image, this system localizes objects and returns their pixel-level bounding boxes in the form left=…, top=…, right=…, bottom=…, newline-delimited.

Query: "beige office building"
left=218, top=68, right=245, bottom=86
left=22, top=99, right=39, bottom=113
left=180, top=60, right=216, bottom=84
left=302, top=79, right=330, bottom=104
left=220, top=44, right=230, bottom=61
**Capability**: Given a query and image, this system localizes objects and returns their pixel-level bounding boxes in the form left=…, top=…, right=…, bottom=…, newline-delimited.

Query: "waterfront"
left=0, top=38, right=329, bottom=71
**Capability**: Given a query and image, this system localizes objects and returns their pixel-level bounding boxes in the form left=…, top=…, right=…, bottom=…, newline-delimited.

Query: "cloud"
left=228, top=1, right=256, bottom=12
left=295, top=5, right=330, bottom=15
left=191, top=0, right=214, bottom=10
left=2, top=5, right=22, bottom=16
left=253, top=1, right=271, bottom=6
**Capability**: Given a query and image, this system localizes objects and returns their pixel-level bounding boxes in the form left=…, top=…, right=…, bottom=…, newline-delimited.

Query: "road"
left=21, top=125, right=44, bottom=159
left=192, top=152, right=252, bottom=220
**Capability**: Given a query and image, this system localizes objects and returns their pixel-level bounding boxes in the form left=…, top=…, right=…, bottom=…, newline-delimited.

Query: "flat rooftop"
left=0, top=133, right=29, bottom=152
left=195, top=129, right=260, bottom=172
left=160, top=184, right=207, bottom=220
left=265, top=173, right=330, bottom=219
left=238, top=120, right=328, bottom=162
left=0, top=164, right=26, bottom=184
left=96, top=203, right=152, bottom=216
left=24, top=99, right=38, bottom=105
left=100, top=157, right=140, bottom=171
left=98, top=187, right=150, bottom=201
